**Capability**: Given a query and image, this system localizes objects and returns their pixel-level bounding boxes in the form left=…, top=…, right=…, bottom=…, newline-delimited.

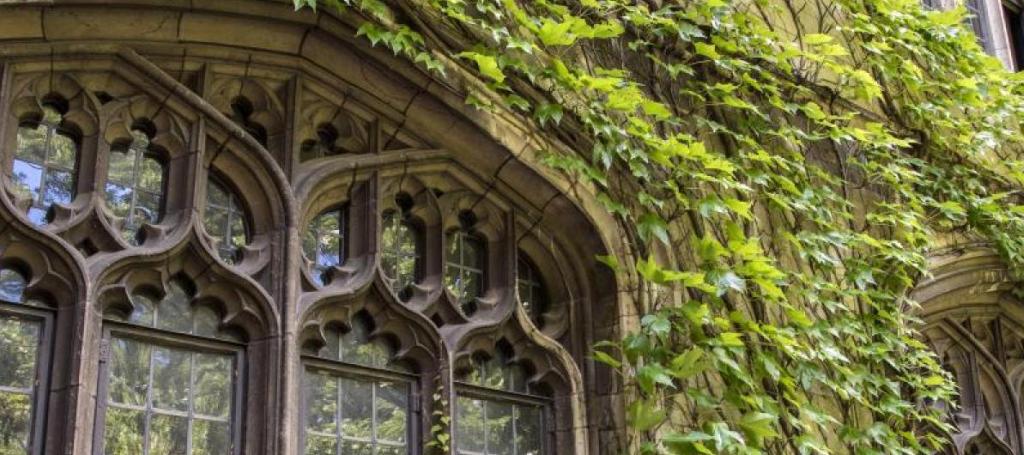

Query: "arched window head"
left=13, top=103, right=78, bottom=225
left=516, top=254, right=548, bottom=327
left=456, top=353, right=544, bottom=455
left=105, top=128, right=165, bottom=245
left=300, top=124, right=342, bottom=162
left=303, top=207, right=346, bottom=286
left=381, top=208, right=420, bottom=301
left=100, top=281, right=241, bottom=455
left=446, top=230, right=485, bottom=315
left=304, top=317, right=411, bottom=455
left=204, top=176, right=249, bottom=264
left=229, top=97, right=268, bottom=147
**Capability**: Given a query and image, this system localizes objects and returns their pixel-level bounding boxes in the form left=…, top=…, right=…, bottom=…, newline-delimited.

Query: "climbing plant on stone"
left=294, top=0, right=1024, bottom=453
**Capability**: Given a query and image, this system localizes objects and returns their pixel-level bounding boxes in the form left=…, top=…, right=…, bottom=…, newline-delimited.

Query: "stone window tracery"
left=104, top=127, right=165, bottom=245
left=97, top=280, right=241, bottom=455
left=455, top=352, right=545, bottom=455
left=203, top=176, right=249, bottom=265
left=304, top=207, right=346, bottom=286
left=302, top=316, right=412, bottom=455
left=12, top=103, right=78, bottom=225
left=300, top=125, right=344, bottom=162
left=0, top=268, right=50, bottom=455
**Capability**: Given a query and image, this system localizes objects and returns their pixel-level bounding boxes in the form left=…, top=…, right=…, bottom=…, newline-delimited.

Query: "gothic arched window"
left=455, top=353, right=544, bottom=455
left=302, top=316, right=412, bottom=455
left=445, top=231, right=485, bottom=315
left=97, top=281, right=242, bottom=455
left=381, top=210, right=421, bottom=301
left=0, top=268, right=51, bottom=455
left=13, top=104, right=78, bottom=225
left=303, top=207, right=346, bottom=286
left=204, top=176, right=249, bottom=264
left=516, top=254, right=547, bottom=326
left=104, top=128, right=165, bottom=244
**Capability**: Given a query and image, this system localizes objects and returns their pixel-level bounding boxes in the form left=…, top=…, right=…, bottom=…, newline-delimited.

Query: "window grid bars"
left=207, top=181, right=245, bottom=263
left=447, top=232, right=483, bottom=307
left=310, top=209, right=345, bottom=284
left=108, top=137, right=161, bottom=236
left=16, top=114, right=75, bottom=218
left=382, top=213, right=419, bottom=294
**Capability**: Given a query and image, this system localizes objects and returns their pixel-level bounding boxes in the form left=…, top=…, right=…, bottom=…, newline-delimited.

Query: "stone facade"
left=0, top=2, right=630, bottom=454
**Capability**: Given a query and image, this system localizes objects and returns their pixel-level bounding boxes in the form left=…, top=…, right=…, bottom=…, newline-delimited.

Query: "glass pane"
left=0, top=269, right=26, bottom=303
left=148, top=413, right=188, bottom=455
left=304, top=434, right=337, bottom=455
left=103, top=407, right=145, bottom=455
left=376, top=445, right=405, bottom=455
left=341, top=440, right=373, bottom=455
left=517, top=406, right=543, bottom=455
left=25, top=208, right=46, bottom=226
left=107, top=149, right=135, bottom=186
left=48, top=134, right=77, bottom=169
left=11, top=160, right=42, bottom=201
left=15, top=125, right=47, bottom=163
left=108, top=337, right=150, bottom=407
left=462, top=237, right=481, bottom=269
left=487, top=401, right=514, bottom=455
left=456, top=396, right=486, bottom=453
left=314, top=211, right=342, bottom=269
left=192, top=419, right=231, bottom=455
left=376, top=382, right=407, bottom=443
left=128, top=295, right=156, bottom=327
left=305, top=371, right=338, bottom=435
left=42, top=169, right=74, bottom=205
left=156, top=283, right=192, bottom=334
left=340, top=379, right=372, bottom=440
left=228, top=215, right=246, bottom=253
left=138, top=155, right=163, bottom=192
left=104, top=183, right=132, bottom=218
left=192, top=307, right=220, bottom=340
left=134, top=190, right=161, bottom=224
left=193, top=352, right=232, bottom=419
left=0, top=391, right=32, bottom=453
left=151, top=347, right=190, bottom=412
left=203, top=207, right=229, bottom=243
left=0, top=317, right=39, bottom=390
left=207, top=181, right=230, bottom=208
left=319, top=329, right=341, bottom=361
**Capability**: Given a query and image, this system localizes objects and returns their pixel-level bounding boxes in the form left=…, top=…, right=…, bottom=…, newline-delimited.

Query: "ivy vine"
left=292, top=0, right=1024, bottom=453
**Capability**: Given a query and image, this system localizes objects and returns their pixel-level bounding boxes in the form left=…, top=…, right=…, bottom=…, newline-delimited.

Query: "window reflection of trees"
left=303, top=208, right=345, bottom=286
left=381, top=210, right=420, bottom=301
left=0, top=268, right=48, bottom=455
left=516, top=254, right=547, bottom=327
left=455, top=355, right=544, bottom=455
left=203, top=177, right=249, bottom=265
left=303, top=317, right=411, bottom=455
left=13, top=105, right=78, bottom=225
left=100, top=281, right=239, bottom=455
left=445, top=232, right=485, bottom=315
left=104, top=129, right=165, bottom=244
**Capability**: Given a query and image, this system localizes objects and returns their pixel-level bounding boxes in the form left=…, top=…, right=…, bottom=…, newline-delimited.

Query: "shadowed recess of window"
left=13, top=104, right=78, bottom=225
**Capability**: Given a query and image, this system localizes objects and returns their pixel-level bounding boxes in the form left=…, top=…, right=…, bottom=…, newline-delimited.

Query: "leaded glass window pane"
left=381, top=211, right=419, bottom=300
left=0, top=314, right=42, bottom=455
left=101, top=281, right=238, bottom=455
left=445, top=232, right=485, bottom=315
left=203, top=177, right=248, bottom=264
left=303, top=208, right=345, bottom=286
left=102, top=337, right=235, bottom=455
left=104, top=130, right=165, bottom=244
left=13, top=106, right=78, bottom=225
left=303, top=320, right=411, bottom=455
left=516, top=255, right=547, bottom=326
left=456, top=357, right=544, bottom=455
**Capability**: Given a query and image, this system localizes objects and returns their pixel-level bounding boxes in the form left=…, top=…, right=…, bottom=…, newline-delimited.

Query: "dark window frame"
left=92, top=320, right=247, bottom=455
left=452, top=381, right=550, bottom=455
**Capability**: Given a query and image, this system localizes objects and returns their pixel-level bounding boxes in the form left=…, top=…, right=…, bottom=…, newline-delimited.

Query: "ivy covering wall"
left=295, top=0, right=1024, bottom=452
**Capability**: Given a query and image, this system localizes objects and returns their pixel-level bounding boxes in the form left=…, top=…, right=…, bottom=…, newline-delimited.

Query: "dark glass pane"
left=128, top=295, right=156, bottom=327
left=148, top=413, right=188, bottom=455
left=192, top=420, right=231, bottom=455
left=206, top=181, right=230, bottom=208
left=305, top=371, right=338, bottom=435
left=192, top=307, right=220, bottom=340
left=138, top=156, right=163, bottom=192
left=103, top=407, right=145, bottom=455
left=0, top=269, right=27, bottom=303
left=106, top=149, right=135, bottom=186
left=151, top=347, right=190, bottom=412
left=192, top=352, right=232, bottom=418
left=134, top=190, right=162, bottom=224
left=203, top=206, right=229, bottom=244
left=517, top=406, right=543, bottom=455
left=0, top=391, right=32, bottom=454
left=0, top=315, right=38, bottom=390
left=105, top=183, right=132, bottom=218
left=107, top=337, right=150, bottom=407
left=155, top=283, right=192, bottom=334
left=340, top=379, right=372, bottom=440
left=456, top=396, right=486, bottom=453
left=487, top=401, right=514, bottom=455
left=304, top=434, right=337, bottom=455
left=319, top=328, right=341, bottom=361
left=376, top=382, right=408, bottom=444
left=15, top=125, right=47, bottom=164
